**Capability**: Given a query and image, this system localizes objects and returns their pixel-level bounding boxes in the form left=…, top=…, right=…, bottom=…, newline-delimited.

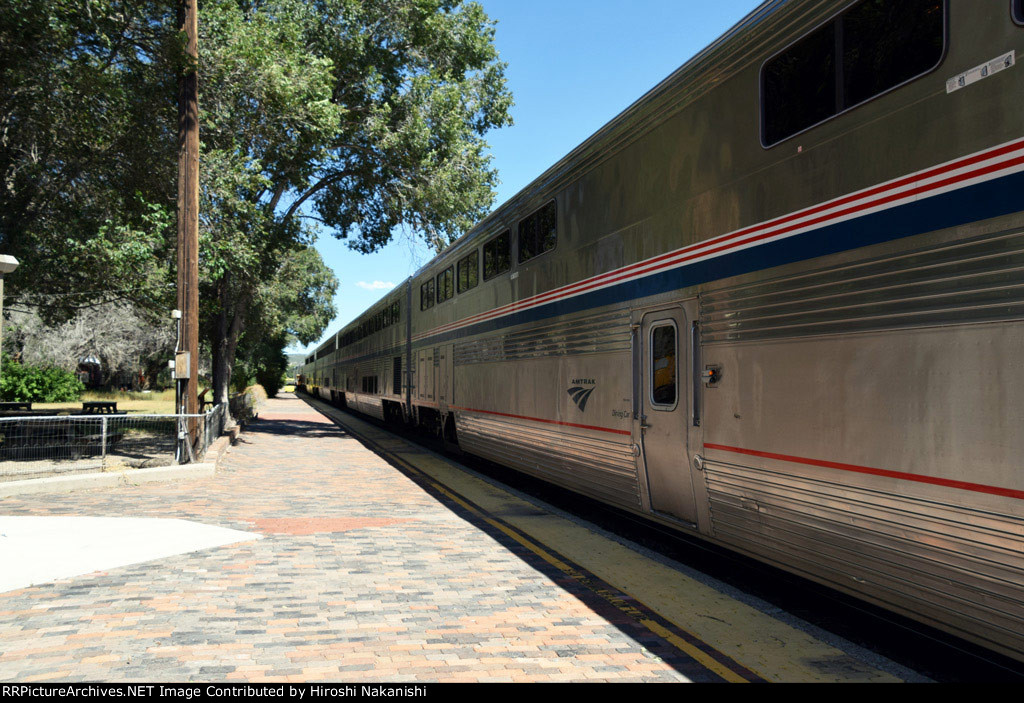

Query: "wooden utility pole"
left=177, top=0, right=199, bottom=432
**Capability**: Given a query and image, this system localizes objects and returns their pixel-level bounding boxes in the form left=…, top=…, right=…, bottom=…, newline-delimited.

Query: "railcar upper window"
left=437, top=267, right=454, bottom=303
left=484, top=231, right=511, bottom=280
left=420, top=279, right=434, bottom=310
left=650, top=324, right=677, bottom=408
left=457, top=251, right=479, bottom=293
left=518, top=201, right=557, bottom=263
left=762, top=23, right=835, bottom=147
left=1015, top=0, right=1024, bottom=23
left=762, top=0, right=944, bottom=147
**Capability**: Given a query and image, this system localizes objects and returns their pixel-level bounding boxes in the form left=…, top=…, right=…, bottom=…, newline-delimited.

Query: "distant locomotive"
left=302, top=0, right=1024, bottom=661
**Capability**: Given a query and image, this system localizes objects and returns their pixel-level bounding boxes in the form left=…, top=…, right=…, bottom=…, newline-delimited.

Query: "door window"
left=650, top=322, right=677, bottom=409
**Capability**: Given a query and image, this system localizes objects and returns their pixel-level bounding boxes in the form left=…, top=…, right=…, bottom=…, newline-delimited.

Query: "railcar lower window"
left=437, top=267, right=454, bottom=303
left=650, top=324, right=677, bottom=408
left=484, top=231, right=511, bottom=280
left=420, top=279, right=435, bottom=310
left=361, top=376, right=378, bottom=394
left=518, top=201, right=557, bottom=263
left=1015, top=0, right=1024, bottom=24
left=457, top=250, right=479, bottom=293
left=762, top=0, right=944, bottom=147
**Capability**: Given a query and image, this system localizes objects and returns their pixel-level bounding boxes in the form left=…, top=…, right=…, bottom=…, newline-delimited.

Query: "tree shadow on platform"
left=242, top=418, right=350, bottom=440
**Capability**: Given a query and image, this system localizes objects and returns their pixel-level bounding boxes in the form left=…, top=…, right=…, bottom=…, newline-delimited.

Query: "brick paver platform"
left=0, top=395, right=688, bottom=682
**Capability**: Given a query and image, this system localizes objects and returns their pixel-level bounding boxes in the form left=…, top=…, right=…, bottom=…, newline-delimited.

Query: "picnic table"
left=0, top=402, right=31, bottom=412
left=78, top=401, right=123, bottom=415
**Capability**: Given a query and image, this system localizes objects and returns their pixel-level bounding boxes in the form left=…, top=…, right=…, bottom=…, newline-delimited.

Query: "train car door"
left=638, top=307, right=697, bottom=524
left=417, top=348, right=435, bottom=402
left=437, top=344, right=452, bottom=411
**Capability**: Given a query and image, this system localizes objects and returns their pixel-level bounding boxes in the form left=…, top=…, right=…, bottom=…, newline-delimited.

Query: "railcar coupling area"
left=0, top=394, right=921, bottom=683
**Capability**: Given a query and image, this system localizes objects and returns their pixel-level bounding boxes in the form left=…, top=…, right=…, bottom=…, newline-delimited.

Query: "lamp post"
left=0, top=255, right=19, bottom=388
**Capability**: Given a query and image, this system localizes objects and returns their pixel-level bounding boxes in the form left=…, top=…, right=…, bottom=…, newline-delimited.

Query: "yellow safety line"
left=429, top=482, right=750, bottom=683
left=308, top=397, right=758, bottom=683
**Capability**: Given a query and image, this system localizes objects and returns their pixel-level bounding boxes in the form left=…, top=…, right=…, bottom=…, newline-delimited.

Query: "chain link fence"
left=0, top=403, right=228, bottom=483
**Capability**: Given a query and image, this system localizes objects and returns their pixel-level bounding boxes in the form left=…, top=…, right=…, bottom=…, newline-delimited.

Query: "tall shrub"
left=0, top=357, right=84, bottom=402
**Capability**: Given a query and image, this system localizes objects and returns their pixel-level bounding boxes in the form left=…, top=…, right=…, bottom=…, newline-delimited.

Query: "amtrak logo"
left=567, top=380, right=596, bottom=412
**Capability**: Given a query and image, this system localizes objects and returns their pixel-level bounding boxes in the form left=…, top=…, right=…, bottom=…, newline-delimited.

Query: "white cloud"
left=355, top=280, right=396, bottom=291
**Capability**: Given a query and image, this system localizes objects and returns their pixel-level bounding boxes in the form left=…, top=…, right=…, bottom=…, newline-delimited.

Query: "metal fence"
left=0, top=403, right=228, bottom=483
left=200, top=402, right=226, bottom=457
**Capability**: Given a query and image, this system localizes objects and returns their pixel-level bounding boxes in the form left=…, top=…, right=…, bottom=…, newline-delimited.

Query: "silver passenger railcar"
left=302, top=0, right=1024, bottom=661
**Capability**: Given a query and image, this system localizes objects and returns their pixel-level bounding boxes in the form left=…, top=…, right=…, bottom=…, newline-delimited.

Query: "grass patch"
left=35, top=389, right=177, bottom=415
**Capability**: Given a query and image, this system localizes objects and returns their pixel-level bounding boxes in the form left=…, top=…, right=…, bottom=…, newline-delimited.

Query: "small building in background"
left=77, top=356, right=103, bottom=388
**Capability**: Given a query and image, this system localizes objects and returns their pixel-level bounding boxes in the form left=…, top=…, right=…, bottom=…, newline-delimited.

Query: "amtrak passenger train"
left=301, top=0, right=1024, bottom=661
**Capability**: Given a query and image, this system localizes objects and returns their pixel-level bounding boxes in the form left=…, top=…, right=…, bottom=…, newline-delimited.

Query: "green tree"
left=198, top=0, right=512, bottom=404
left=283, top=0, right=514, bottom=253
left=0, top=1, right=179, bottom=320
left=196, top=0, right=342, bottom=403
left=205, top=243, right=337, bottom=402
left=2, top=0, right=512, bottom=409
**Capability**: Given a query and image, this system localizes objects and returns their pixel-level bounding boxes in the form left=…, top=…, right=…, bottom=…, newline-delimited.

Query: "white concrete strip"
left=0, top=463, right=216, bottom=498
left=0, top=516, right=261, bottom=593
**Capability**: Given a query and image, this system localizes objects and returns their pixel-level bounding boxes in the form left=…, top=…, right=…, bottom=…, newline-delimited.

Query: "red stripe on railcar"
left=704, top=443, right=1024, bottom=500
left=414, top=139, right=1024, bottom=342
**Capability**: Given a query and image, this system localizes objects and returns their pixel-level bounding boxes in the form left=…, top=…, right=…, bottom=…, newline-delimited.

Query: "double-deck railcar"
left=302, top=0, right=1024, bottom=661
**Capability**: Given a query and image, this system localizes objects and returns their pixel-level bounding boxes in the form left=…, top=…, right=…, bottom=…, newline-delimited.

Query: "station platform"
left=0, top=394, right=920, bottom=683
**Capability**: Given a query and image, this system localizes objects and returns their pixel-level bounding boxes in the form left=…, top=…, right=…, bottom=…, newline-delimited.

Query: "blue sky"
left=289, top=0, right=764, bottom=355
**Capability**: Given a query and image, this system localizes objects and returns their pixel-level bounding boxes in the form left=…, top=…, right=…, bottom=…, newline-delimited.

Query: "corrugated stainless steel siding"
left=701, top=228, right=1024, bottom=343
left=703, top=457, right=1024, bottom=655
left=457, top=412, right=640, bottom=508
left=454, top=310, right=631, bottom=364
